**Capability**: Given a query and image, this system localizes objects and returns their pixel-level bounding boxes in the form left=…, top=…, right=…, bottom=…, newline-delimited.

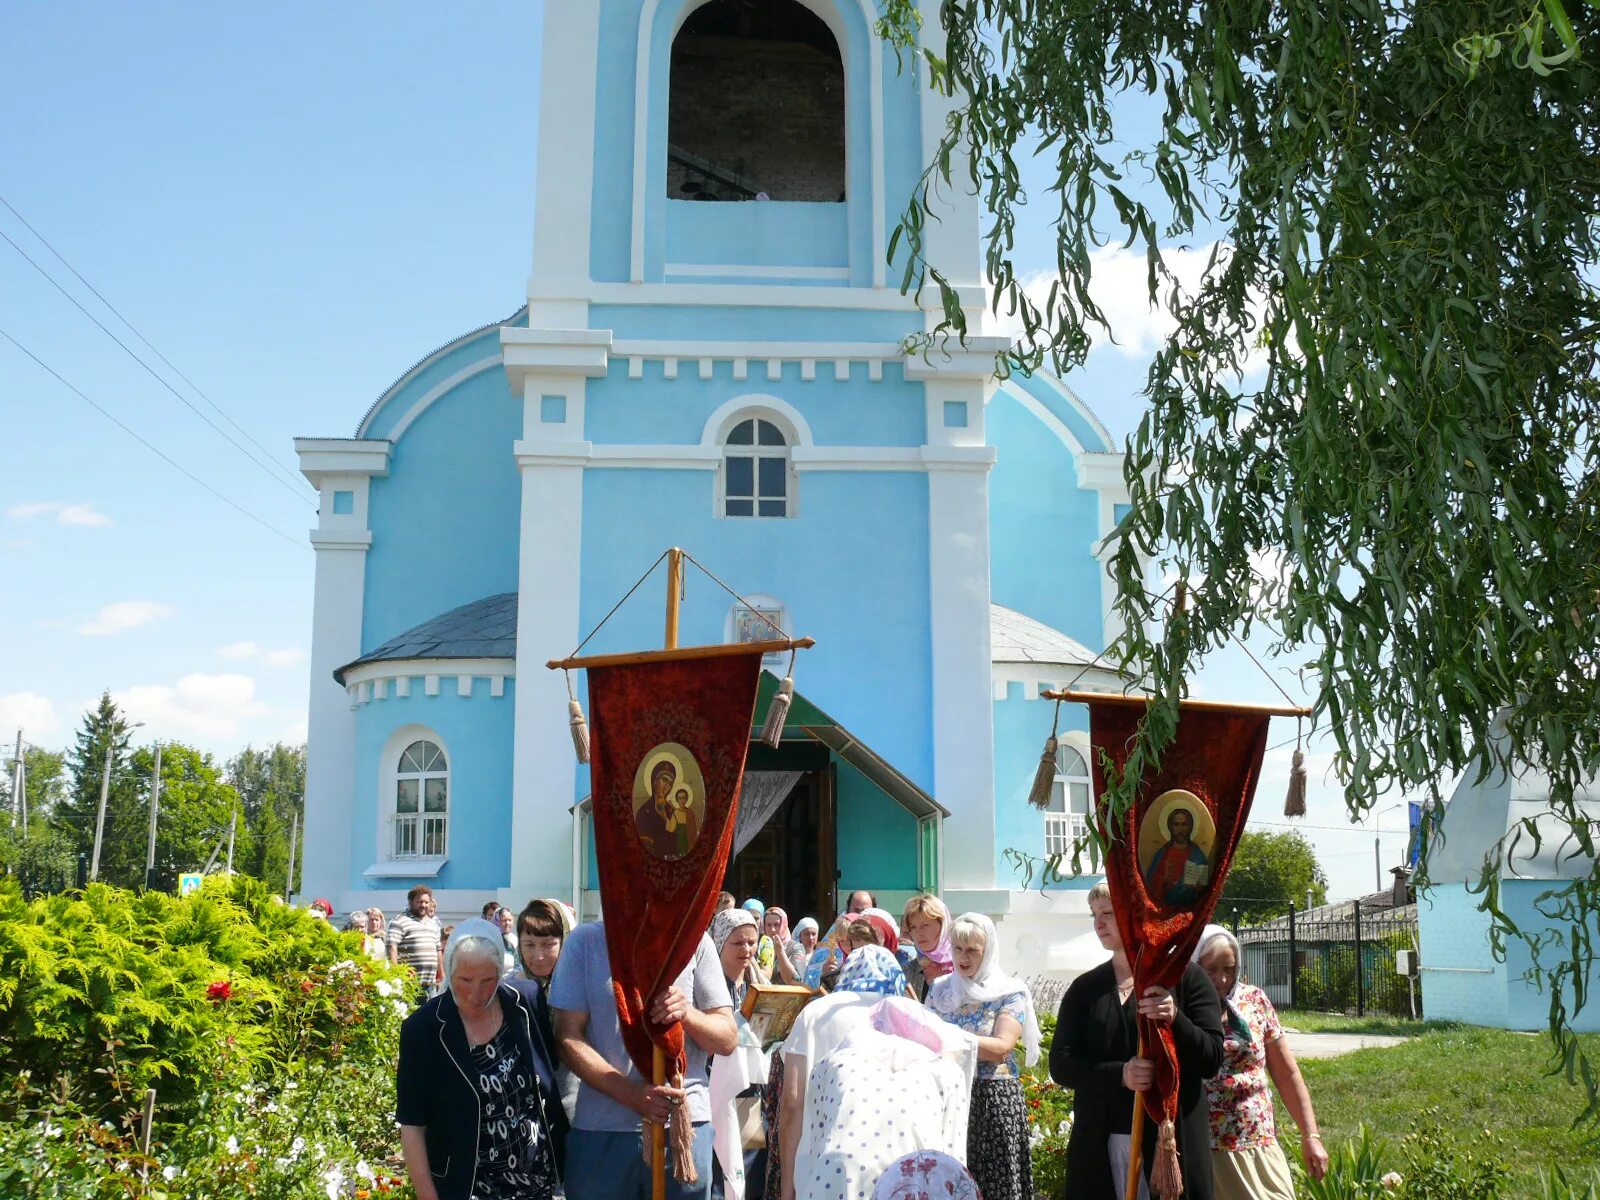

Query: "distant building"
left=1417, top=715, right=1600, bottom=1030
left=293, top=2, right=1129, bottom=964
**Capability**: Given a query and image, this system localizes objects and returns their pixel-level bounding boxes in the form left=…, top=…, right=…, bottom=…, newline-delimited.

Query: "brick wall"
left=668, top=34, right=846, bottom=202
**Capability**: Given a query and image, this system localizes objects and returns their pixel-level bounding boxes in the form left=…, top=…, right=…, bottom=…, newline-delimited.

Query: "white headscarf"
left=1192, top=922, right=1254, bottom=1045
left=444, top=917, right=508, bottom=991
left=929, top=912, right=1042, bottom=1066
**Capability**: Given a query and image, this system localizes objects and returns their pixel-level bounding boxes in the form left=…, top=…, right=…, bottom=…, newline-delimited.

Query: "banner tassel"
left=565, top=671, right=591, bottom=764
left=1027, top=699, right=1064, bottom=810
left=1284, top=720, right=1306, bottom=817
left=1151, top=1118, right=1182, bottom=1200
left=669, top=1070, right=698, bottom=1184
left=759, top=651, right=796, bottom=749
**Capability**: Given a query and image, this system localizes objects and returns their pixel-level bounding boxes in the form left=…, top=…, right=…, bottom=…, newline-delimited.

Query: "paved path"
left=1282, top=1029, right=1412, bottom=1059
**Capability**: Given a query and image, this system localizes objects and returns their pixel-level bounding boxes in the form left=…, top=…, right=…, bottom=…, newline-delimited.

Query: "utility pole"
left=10, top=729, right=23, bottom=830
left=284, top=808, right=300, bottom=903
left=225, top=805, right=237, bottom=874
left=90, top=743, right=112, bottom=881
left=144, top=744, right=162, bottom=891
left=1374, top=835, right=1382, bottom=893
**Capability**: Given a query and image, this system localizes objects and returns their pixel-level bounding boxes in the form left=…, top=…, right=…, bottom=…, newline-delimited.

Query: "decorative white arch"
left=699, top=393, right=815, bottom=448
left=631, top=0, right=885, bottom=286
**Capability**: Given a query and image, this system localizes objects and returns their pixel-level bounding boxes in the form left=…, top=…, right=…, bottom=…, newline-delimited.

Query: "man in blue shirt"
left=550, top=921, right=736, bottom=1200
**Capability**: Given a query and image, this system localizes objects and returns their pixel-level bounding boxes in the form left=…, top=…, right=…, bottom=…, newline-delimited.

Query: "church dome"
left=989, top=603, right=1098, bottom=671
left=333, top=592, right=516, bottom=685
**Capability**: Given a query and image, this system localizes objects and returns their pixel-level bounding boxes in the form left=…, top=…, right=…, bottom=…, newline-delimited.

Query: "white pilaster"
left=296, top=439, right=391, bottom=902
left=916, top=0, right=984, bottom=322
left=528, top=4, right=602, bottom=325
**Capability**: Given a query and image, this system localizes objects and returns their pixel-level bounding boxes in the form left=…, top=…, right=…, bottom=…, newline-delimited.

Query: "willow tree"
left=881, top=0, right=1598, bottom=1103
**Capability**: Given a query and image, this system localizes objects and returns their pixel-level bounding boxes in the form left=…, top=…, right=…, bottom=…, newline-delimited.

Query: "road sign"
left=178, top=873, right=204, bottom=897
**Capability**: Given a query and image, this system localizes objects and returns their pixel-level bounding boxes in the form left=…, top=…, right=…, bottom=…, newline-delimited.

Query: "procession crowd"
left=377, top=883, right=1328, bottom=1200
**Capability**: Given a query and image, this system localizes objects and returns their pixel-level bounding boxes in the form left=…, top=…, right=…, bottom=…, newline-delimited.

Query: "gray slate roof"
left=334, top=592, right=517, bottom=684
left=990, top=603, right=1098, bottom=668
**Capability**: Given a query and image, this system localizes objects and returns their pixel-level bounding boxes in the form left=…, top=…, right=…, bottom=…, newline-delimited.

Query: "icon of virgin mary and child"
left=634, top=753, right=702, bottom=862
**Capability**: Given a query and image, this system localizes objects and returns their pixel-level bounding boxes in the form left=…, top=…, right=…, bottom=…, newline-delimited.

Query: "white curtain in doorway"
left=733, top=770, right=804, bottom=857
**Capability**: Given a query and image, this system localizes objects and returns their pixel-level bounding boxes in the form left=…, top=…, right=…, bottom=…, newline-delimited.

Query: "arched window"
left=392, top=738, right=448, bottom=859
left=1045, top=742, right=1093, bottom=860
left=722, top=417, right=792, bottom=518
left=667, top=0, right=846, bottom=203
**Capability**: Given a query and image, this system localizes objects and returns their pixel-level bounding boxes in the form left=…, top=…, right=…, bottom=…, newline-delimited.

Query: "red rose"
left=206, top=980, right=232, bottom=1003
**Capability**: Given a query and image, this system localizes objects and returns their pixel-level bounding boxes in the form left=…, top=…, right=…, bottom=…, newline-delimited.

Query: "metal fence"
left=2, top=853, right=88, bottom=900
left=1234, top=899, right=1421, bottom=1017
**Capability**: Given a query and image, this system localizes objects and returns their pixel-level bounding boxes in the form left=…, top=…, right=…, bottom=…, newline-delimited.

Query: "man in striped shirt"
left=387, top=884, right=443, bottom=989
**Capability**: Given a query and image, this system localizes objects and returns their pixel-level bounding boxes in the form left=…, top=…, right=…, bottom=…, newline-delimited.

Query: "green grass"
left=1273, top=1024, right=1600, bottom=1198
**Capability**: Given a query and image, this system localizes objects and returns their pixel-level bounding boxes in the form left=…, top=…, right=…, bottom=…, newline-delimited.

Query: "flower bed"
left=0, top=875, right=418, bottom=1198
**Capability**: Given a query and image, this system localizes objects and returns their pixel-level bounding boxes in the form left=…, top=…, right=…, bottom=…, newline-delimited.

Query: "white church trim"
left=341, top=658, right=515, bottom=705
left=386, top=354, right=504, bottom=443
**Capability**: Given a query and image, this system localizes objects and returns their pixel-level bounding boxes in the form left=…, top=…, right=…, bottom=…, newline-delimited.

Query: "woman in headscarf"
left=927, top=913, right=1041, bottom=1200
left=778, top=947, right=975, bottom=1200
left=1192, top=925, right=1327, bottom=1199
left=763, top=907, right=801, bottom=984
left=396, top=917, right=568, bottom=1200
left=900, top=894, right=954, bottom=1001
left=789, top=918, right=818, bottom=978
left=1050, top=882, right=1223, bottom=1200
left=712, top=907, right=766, bottom=1006
left=743, top=898, right=777, bottom=977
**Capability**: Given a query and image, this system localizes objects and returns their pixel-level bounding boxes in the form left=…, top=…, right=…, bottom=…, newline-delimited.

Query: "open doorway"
left=724, top=744, right=836, bottom=925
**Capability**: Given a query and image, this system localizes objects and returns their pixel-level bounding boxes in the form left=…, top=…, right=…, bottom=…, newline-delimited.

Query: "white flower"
left=38, top=1121, right=61, bottom=1139
left=392, top=998, right=410, bottom=1018
left=355, top=1160, right=375, bottom=1181
left=322, top=1163, right=346, bottom=1200
left=333, top=959, right=359, bottom=974
left=290, top=1136, right=306, bottom=1161
left=162, top=1166, right=179, bottom=1181
left=1381, top=1171, right=1404, bottom=1191
left=225, top=1135, right=240, bottom=1155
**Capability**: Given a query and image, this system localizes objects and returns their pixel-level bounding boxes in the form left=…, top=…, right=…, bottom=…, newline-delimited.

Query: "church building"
left=295, top=0, right=1128, bottom=969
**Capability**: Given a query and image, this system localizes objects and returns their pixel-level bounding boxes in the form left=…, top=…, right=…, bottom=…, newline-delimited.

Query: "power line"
left=0, top=324, right=308, bottom=551
left=0, top=223, right=313, bottom=506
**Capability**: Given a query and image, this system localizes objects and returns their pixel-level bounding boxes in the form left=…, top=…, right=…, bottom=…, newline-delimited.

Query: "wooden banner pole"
left=1126, top=1061, right=1147, bottom=1200
left=650, top=548, right=684, bottom=1200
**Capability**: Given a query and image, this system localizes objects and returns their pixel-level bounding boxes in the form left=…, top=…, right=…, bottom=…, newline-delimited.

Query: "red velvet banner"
left=586, top=649, right=765, bottom=1081
left=1089, top=699, right=1271, bottom=1133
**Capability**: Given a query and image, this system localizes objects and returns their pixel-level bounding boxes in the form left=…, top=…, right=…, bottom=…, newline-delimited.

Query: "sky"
left=0, top=3, right=1411, bottom=898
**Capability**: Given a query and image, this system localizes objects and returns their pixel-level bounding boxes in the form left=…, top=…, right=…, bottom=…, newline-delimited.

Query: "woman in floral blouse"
left=927, top=913, right=1041, bottom=1200
left=1193, top=925, right=1329, bottom=1200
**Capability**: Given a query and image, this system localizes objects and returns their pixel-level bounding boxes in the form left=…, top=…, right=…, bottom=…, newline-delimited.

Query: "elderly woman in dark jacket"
left=1051, top=883, right=1224, bottom=1200
left=398, top=916, right=569, bottom=1200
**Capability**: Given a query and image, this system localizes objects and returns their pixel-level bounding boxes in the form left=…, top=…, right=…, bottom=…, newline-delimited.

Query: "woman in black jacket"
left=1050, top=883, right=1224, bottom=1200
left=397, top=917, right=569, bottom=1200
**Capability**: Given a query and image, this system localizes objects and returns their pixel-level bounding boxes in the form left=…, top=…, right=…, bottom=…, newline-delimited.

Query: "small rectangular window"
left=396, top=779, right=419, bottom=814
left=726, top=498, right=754, bottom=517
left=726, top=456, right=755, bottom=496
left=757, top=456, right=786, bottom=496
left=758, top=499, right=787, bottom=518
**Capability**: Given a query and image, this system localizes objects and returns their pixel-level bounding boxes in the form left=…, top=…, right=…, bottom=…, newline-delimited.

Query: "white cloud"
left=77, top=601, right=174, bottom=637
left=216, top=642, right=304, bottom=668
left=111, top=673, right=272, bottom=742
left=994, top=242, right=1269, bottom=375
left=0, top=692, right=62, bottom=739
left=7, top=501, right=112, bottom=527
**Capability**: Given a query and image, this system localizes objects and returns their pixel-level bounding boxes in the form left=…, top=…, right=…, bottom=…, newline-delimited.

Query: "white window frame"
left=379, top=724, right=450, bottom=864
left=1045, top=731, right=1093, bottom=865
left=718, top=414, right=795, bottom=519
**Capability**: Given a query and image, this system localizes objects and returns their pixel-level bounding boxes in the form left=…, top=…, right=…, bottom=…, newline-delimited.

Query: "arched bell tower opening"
left=667, top=0, right=846, bottom=203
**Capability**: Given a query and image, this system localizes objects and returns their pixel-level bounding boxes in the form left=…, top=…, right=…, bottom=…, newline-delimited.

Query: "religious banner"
left=585, top=648, right=766, bottom=1143
left=1087, top=695, right=1272, bottom=1200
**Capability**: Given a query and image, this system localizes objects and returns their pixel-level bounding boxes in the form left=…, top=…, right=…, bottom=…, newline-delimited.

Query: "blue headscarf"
left=835, top=945, right=907, bottom=996
left=742, top=898, right=765, bottom=918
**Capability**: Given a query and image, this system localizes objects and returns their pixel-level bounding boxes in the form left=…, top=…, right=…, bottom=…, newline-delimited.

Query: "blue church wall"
left=988, top=388, right=1106, bottom=650
left=357, top=323, right=506, bottom=441
left=1419, top=880, right=1600, bottom=1031
left=588, top=0, right=924, bottom=287
left=667, top=201, right=847, bottom=271
left=587, top=304, right=920, bottom=345
left=582, top=359, right=926, bottom=447
left=350, top=682, right=517, bottom=891
left=577, top=467, right=934, bottom=792
left=1005, top=373, right=1114, bottom=455
left=834, top=755, right=919, bottom=892
left=362, top=369, right=522, bottom=652
left=991, top=682, right=1098, bottom=890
